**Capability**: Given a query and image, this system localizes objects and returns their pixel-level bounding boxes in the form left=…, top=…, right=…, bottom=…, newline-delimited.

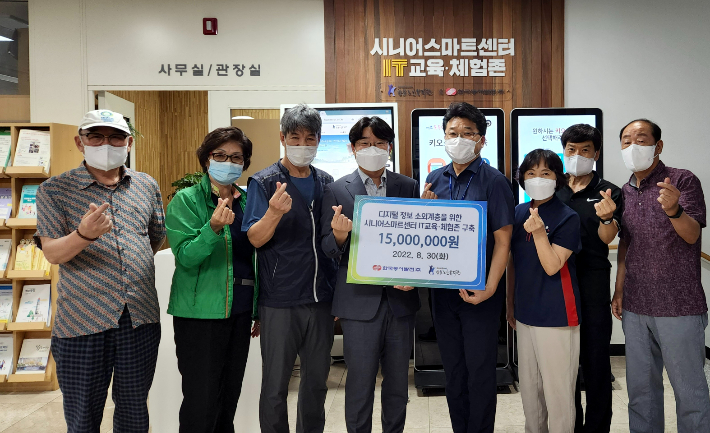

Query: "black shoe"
left=419, top=327, right=437, bottom=342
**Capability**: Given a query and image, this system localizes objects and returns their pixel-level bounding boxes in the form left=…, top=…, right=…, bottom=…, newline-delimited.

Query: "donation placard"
left=347, top=196, right=487, bottom=290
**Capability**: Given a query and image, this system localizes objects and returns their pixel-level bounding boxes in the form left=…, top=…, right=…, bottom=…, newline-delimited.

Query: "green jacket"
left=166, top=173, right=258, bottom=319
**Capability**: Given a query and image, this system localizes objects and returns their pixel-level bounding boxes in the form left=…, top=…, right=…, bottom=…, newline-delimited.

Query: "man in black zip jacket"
left=243, top=104, right=338, bottom=433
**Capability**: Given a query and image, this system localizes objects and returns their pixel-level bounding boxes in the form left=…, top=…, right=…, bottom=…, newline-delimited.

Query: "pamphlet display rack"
left=0, top=123, right=83, bottom=391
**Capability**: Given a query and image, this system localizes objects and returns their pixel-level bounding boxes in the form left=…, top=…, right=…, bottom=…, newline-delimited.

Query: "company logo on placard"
left=446, top=88, right=457, bottom=96
left=430, top=266, right=461, bottom=276
left=372, top=265, right=382, bottom=271
left=387, top=84, right=397, bottom=97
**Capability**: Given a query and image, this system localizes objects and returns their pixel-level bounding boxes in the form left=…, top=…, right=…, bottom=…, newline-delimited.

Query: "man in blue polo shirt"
left=423, top=102, right=515, bottom=433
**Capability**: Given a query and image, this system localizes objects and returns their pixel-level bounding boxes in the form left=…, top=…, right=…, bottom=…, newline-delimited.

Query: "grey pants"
left=622, top=310, right=710, bottom=433
left=340, top=296, right=415, bottom=433
left=259, top=302, right=335, bottom=433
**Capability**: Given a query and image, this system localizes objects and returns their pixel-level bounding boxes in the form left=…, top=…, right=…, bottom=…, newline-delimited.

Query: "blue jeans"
left=622, top=310, right=710, bottom=433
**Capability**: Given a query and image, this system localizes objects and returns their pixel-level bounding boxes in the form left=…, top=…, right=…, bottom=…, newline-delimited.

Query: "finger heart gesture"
left=79, top=202, right=112, bottom=239
left=331, top=205, right=352, bottom=235
left=523, top=207, right=546, bottom=234
left=210, top=198, right=235, bottom=233
left=657, top=177, right=681, bottom=215
left=421, top=183, right=438, bottom=200
left=269, top=182, right=292, bottom=215
left=594, top=188, right=616, bottom=221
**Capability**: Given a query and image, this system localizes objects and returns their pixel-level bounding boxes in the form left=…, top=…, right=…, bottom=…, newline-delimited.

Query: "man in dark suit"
left=321, top=116, right=421, bottom=433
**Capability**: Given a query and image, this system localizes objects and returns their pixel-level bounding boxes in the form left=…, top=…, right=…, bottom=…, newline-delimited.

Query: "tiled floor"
left=0, top=356, right=696, bottom=432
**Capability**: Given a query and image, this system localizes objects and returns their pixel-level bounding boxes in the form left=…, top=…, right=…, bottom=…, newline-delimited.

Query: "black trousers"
left=432, top=288, right=503, bottom=433
left=173, top=310, right=252, bottom=433
left=574, top=268, right=613, bottom=433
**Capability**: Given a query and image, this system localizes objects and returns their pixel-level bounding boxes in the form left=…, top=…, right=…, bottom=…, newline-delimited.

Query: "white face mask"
left=621, top=143, right=657, bottom=172
left=564, top=154, right=595, bottom=177
left=355, top=146, right=389, bottom=172
left=524, top=177, right=557, bottom=201
left=444, top=136, right=482, bottom=164
left=84, top=144, right=128, bottom=171
left=285, top=144, right=318, bottom=167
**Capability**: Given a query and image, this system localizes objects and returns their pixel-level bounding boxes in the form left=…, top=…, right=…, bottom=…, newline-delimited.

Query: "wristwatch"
left=600, top=217, right=613, bottom=225
left=668, top=204, right=684, bottom=219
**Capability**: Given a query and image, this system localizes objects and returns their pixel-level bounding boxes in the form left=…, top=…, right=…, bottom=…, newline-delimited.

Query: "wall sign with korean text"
left=157, top=63, right=261, bottom=78
left=371, top=38, right=514, bottom=78
left=347, top=196, right=487, bottom=290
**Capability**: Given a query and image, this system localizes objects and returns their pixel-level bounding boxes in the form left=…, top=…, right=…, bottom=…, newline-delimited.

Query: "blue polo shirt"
left=511, top=196, right=582, bottom=327
left=425, top=158, right=515, bottom=271
left=242, top=173, right=315, bottom=232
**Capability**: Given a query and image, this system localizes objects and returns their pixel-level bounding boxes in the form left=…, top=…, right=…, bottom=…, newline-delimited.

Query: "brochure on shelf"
left=0, top=335, right=12, bottom=378
left=15, top=338, right=50, bottom=374
left=0, top=188, right=11, bottom=219
left=0, top=285, right=11, bottom=324
left=16, top=284, right=51, bottom=326
left=0, top=239, right=11, bottom=271
left=0, top=130, right=10, bottom=169
left=13, top=129, right=50, bottom=172
left=16, top=185, right=38, bottom=219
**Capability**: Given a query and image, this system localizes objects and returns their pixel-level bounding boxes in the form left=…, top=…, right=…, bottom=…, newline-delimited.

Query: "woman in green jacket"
left=166, top=126, right=259, bottom=433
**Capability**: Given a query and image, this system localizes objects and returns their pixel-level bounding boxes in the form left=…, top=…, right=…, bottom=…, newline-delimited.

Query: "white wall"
left=208, top=89, right=325, bottom=130
left=29, top=0, right=326, bottom=123
left=565, top=0, right=710, bottom=251
left=566, top=0, right=710, bottom=345
left=28, top=0, right=88, bottom=124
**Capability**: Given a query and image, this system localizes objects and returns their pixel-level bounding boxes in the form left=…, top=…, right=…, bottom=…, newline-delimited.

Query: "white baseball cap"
left=78, top=110, right=131, bottom=135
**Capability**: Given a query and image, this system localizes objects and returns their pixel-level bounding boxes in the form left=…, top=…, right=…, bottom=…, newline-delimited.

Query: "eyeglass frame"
left=209, top=151, right=246, bottom=164
left=444, top=131, right=482, bottom=140
left=79, top=132, right=130, bottom=147
left=353, top=139, right=391, bottom=150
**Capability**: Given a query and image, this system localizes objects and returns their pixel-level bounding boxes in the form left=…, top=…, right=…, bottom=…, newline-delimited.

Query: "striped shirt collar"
left=357, top=167, right=387, bottom=186
left=73, top=162, right=132, bottom=190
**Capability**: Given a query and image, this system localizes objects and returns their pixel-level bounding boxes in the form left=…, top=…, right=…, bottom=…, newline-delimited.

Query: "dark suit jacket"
left=321, top=169, right=421, bottom=320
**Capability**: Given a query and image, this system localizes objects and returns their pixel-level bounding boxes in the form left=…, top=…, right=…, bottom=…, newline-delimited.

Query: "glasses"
left=80, top=132, right=129, bottom=147
left=354, top=140, right=389, bottom=150
left=445, top=131, right=481, bottom=140
left=210, top=152, right=245, bottom=164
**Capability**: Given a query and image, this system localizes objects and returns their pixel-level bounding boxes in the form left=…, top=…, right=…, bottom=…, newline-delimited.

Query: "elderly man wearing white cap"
left=34, top=110, right=166, bottom=433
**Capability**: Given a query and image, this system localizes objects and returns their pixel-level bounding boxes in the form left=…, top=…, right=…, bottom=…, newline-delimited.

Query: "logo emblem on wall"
left=388, top=84, right=397, bottom=97
left=428, top=158, right=447, bottom=173
left=445, top=88, right=457, bottom=96
left=373, top=265, right=382, bottom=271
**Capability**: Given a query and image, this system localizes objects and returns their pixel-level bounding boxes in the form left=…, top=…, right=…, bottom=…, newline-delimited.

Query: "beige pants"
left=517, top=321, right=580, bottom=433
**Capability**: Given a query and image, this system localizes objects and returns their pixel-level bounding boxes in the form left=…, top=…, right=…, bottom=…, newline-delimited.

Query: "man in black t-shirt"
left=556, top=124, right=623, bottom=433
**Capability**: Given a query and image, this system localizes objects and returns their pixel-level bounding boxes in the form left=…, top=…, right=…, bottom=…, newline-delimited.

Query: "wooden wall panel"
left=325, top=0, right=565, bottom=177
left=230, top=109, right=280, bottom=120
left=109, top=91, right=208, bottom=203
left=158, top=91, right=208, bottom=200
left=109, top=90, right=162, bottom=177
left=0, top=96, right=30, bottom=123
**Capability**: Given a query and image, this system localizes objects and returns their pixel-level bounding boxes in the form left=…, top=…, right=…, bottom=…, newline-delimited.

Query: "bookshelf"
left=0, top=123, right=82, bottom=392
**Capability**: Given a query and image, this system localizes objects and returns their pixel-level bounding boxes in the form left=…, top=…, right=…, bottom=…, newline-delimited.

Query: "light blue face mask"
left=208, top=160, right=243, bottom=185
